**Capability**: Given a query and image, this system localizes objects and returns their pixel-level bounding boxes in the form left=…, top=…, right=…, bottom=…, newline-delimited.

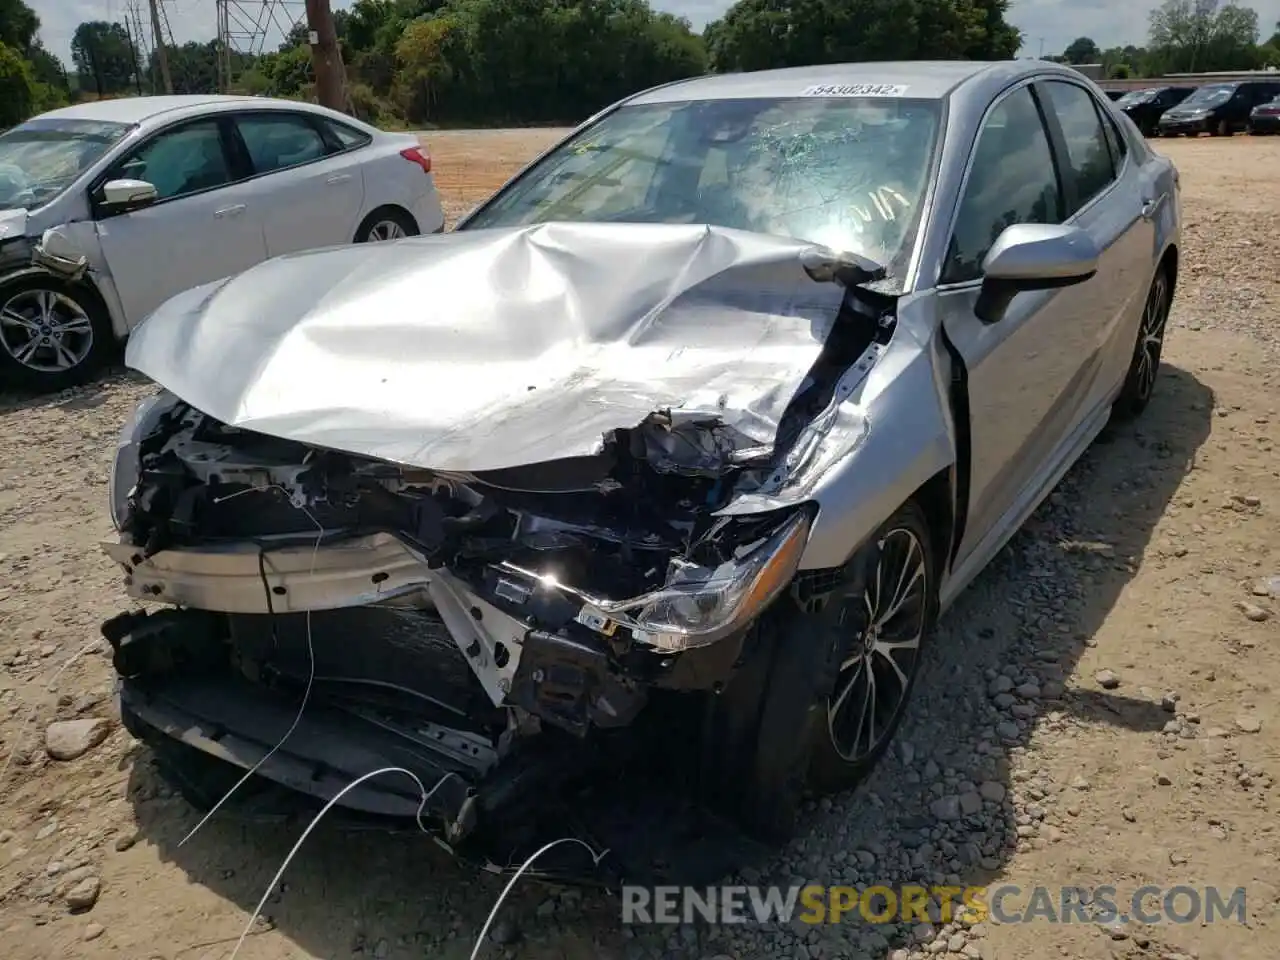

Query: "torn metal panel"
left=123, top=222, right=856, bottom=474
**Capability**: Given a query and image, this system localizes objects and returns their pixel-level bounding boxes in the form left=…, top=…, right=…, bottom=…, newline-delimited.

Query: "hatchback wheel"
left=0, top=277, right=111, bottom=392
left=701, top=501, right=938, bottom=841
left=1114, top=267, right=1171, bottom=421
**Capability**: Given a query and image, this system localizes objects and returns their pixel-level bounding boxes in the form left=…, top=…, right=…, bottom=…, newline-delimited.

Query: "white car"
left=0, top=95, right=445, bottom=391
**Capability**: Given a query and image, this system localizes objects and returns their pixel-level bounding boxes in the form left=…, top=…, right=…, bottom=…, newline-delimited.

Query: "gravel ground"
left=0, top=134, right=1277, bottom=960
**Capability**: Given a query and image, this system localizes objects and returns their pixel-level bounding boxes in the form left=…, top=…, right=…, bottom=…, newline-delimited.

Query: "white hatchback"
left=0, top=95, right=445, bottom=391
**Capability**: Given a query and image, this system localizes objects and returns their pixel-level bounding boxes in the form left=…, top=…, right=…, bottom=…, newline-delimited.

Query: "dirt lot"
left=0, top=131, right=1277, bottom=960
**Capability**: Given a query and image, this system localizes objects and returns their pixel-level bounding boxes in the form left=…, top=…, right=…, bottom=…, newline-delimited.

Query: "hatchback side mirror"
left=975, top=222, right=1100, bottom=324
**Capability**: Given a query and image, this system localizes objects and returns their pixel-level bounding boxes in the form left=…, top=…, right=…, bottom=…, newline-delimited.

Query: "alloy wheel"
left=826, top=527, right=928, bottom=763
left=368, top=220, right=408, bottom=241
left=0, top=288, right=94, bottom=374
left=1134, top=272, right=1170, bottom=402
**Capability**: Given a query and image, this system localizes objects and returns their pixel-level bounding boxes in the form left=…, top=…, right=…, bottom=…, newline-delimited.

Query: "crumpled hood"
left=125, top=222, right=857, bottom=473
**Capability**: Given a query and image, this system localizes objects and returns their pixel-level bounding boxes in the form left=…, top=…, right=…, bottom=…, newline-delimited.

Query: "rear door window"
left=234, top=113, right=330, bottom=175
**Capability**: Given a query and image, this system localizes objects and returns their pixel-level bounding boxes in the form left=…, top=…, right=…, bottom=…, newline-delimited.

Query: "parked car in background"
left=1157, top=79, right=1280, bottom=137
left=1248, top=95, right=1280, bottom=134
left=100, top=60, right=1181, bottom=857
left=1116, top=85, right=1195, bottom=136
left=0, top=95, right=444, bottom=391
left=1104, top=90, right=1126, bottom=101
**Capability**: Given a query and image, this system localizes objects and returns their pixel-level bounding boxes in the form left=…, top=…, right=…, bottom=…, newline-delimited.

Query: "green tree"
left=155, top=41, right=226, bottom=93
left=1147, top=0, right=1260, bottom=72
left=0, top=0, right=38, bottom=50
left=705, top=0, right=1021, bottom=73
left=0, top=39, right=34, bottom=125
left=70, top=21, right=137, bottom=93
left=1063, top=36, right=1100, bottom=63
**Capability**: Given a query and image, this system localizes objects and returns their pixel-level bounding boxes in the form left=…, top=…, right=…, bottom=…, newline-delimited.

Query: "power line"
left=215, top=0, right=307, bottom=92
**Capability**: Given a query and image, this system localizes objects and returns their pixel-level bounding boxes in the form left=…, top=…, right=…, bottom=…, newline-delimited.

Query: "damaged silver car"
left=101, top=60, right=1180, bottom=857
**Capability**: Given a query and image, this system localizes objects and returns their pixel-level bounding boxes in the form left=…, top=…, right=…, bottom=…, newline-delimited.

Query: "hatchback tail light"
left=400, top=146, right=432, bottom=174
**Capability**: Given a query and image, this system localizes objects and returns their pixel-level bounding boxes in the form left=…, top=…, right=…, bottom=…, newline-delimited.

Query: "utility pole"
left=148, top=0, right=174, bottom=94
left=123, top=19, right=144, bottom=95
left=304, top=0, right=346, bottom=111
left=85, top=38, right=104, bottom=96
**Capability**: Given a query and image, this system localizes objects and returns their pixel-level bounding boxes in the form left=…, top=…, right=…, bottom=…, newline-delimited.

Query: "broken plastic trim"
left=499, top=508, right=813, bottom=652
left=32, top=226, right=89, bottom=281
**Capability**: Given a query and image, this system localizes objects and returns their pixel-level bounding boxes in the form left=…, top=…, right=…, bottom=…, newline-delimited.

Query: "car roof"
left=33, top=95, right=262, bottom=125
left=628, top=61, right=1029, bottom=105
left=31, top=95, right=367, bottom=130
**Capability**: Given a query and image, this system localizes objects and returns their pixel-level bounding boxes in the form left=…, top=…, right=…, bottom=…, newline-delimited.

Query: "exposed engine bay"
left=101, top=223, right=898, bottom=872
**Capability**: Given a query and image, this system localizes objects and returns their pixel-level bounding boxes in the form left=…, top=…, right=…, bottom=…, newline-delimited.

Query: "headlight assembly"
left=108, top=390, right=178, bottom=531
left=618, top=509, right=812, bottom=651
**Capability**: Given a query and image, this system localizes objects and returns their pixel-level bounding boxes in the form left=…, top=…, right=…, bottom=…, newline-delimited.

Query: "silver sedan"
left=101, top=59, right=1178, bottom=855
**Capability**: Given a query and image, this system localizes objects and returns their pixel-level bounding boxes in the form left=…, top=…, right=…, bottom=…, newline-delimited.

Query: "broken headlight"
left=108, top=390, right=178, bottom=530
left=624, top=509, right=811, bottom=652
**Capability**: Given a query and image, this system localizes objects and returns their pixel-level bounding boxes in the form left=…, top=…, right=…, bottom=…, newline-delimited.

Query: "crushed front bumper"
left=104, top=607, right=769, bottom=886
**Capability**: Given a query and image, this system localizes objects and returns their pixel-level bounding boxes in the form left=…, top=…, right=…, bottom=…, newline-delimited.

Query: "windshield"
left=1117, top=89, right=1156, bottom=106
left=0, top=118, right=131, bottom=212
left=1181, top=84, right=1234, bottom=107
left=462, top=96, right=943, bottom=273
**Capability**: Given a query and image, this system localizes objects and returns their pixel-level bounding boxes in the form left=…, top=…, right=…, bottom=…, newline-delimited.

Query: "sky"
left=29, top=0, right=1280, bottom=68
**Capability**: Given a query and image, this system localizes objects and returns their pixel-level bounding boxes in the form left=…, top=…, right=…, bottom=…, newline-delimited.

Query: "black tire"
left=1113, top=265, right=1172, bottom=421
left=0, top=275, right=113, bottom=392
left=701, top=501, right=938, bottom=841
left=1211, top=119, right=1230, bottom=137
left=354, top=206, right=419, bottom=243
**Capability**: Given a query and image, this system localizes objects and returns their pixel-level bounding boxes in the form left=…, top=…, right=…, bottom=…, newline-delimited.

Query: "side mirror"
left=974, top=223, right=1099, bottom=324
left=100, top=178, right=158, bottom=214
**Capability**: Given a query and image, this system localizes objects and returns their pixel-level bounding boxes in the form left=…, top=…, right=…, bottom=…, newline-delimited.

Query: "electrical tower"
left=126, top=0, right=176, bottom=92
left=215, top=0, right=307, bottom=92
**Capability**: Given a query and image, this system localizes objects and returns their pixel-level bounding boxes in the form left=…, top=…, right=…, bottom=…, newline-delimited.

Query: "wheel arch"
left=354, top=204, right=419, bottom=242
left=0, top=266, right=115, bottom=331
left=1158, top=242, right=1178, bottom=293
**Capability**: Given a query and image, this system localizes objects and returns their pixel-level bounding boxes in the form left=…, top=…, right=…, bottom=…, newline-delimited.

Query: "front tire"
left=0, top=276, right=113, bottom=392
left=1113, top=265, right=1171, bottom=421
left=702, top=501, right=938, bottom=841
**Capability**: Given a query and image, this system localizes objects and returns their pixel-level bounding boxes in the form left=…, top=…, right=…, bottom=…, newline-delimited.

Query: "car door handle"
left=214, top=204, right=246, bottom=219
left=325, top=174, right=352, bottom=184
left=1141, top=195, right=1164, bottom=220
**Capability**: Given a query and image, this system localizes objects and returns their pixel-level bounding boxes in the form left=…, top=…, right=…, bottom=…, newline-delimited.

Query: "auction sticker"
left=802, top=83, right=909, bottom=97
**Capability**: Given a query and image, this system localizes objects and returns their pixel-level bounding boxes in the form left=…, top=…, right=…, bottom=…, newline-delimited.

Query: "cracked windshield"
left=0, top=119, right=131, bottom=212
left=464, top=96, right=942, bottom=273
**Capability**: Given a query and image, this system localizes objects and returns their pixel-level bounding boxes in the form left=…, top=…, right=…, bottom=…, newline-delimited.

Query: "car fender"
left=719, top=292, right=959, bottom=573
left=798, top=314, right=957, bottom=571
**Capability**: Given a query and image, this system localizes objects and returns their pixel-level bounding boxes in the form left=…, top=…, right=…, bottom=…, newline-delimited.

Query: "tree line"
left=4, top=0, right=1280, bottom=131
left=1050, top=0, right=1280, bottom=78
left=0, top=0, right=75, bottom=126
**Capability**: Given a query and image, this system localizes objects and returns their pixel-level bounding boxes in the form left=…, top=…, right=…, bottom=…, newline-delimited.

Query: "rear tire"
left=1212, top=119, right=1230, bottom=137
left=0, top=275, right=113, bottom=392
left=355, top=207, right=419, bottom=243
left=1113, top=265, right=1172, bottom=421
left=701, top=501, right=938, bottom=841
